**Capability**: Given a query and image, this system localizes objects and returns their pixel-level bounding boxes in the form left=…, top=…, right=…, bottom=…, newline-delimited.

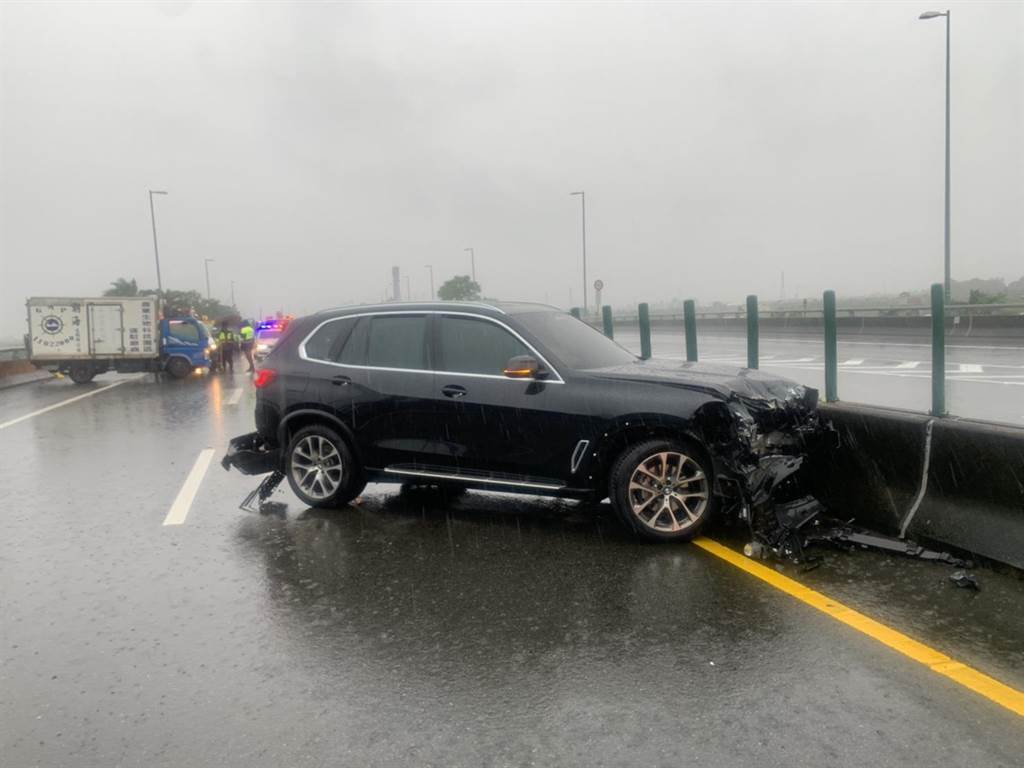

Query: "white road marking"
left=958, top=363, right=983, bottom=373
left=840, top=359, right=864, bottom=366
left=896, top=361, right=921, bottom=369
left=0, top=377, right=137, bottom=430
left=226, top=388, right=244, bottom=406
left=163, top=448, right=216, bottom=526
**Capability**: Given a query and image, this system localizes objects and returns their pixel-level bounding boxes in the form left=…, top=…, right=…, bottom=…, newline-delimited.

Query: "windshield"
left=516, top=311, right=636, bottom=369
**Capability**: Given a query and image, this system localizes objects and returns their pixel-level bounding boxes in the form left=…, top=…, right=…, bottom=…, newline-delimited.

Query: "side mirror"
left=503, top=355, right=548, bottom=379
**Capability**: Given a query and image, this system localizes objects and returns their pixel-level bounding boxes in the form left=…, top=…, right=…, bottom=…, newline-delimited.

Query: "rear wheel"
left=285, top=425, right=365, bottom=508
left=166, top=357, right=191, bottom=379
left=609, top=439, right=714, bottom=542
left=68, top=363, right=95, bottom=384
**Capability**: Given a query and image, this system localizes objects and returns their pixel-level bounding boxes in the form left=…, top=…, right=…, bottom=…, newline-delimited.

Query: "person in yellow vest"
left=216, top=323, right=237, bottom=373
left=239, top=321, right=255, bottom=372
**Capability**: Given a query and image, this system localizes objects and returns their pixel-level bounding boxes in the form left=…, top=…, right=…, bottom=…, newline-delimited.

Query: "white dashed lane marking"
left=227, top=388, right=244, bottom=406
left=0, top=377, right=138, bottom=430
left=163, top=448, right=216, bottom=526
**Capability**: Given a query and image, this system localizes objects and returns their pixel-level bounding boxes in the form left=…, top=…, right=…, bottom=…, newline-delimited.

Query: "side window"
left=338, top=317, right=368, bottom=366
left=304, top=317, right=356, bottom=362
left=438, top=316, right=530, bottom=375
left=365, top=315, right=428, bottom=370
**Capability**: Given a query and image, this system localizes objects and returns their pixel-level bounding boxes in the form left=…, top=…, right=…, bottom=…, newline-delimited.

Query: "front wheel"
left=285, top=425, right=365, bottom=508
left=609, top=439, right=715, bottom=542
left=166, top=357, right=192, bottom=379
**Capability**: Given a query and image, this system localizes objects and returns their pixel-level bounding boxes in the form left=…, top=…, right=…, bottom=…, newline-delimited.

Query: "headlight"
left=257, top=344, right=269, bottom=352
left=209, top=341, right=218, bottom=351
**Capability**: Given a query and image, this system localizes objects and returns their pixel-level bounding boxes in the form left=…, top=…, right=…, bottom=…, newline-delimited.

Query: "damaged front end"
left=705, top=387, right=970, bottom=569
left=700, top=384, right=835, bottom=561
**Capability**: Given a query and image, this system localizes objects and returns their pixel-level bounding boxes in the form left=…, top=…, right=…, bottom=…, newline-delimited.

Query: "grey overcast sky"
left=1, top=0, right=1021, bottom=334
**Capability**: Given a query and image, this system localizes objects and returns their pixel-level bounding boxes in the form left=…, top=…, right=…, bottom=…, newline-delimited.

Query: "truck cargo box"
left=27, top=297, right=161, bottom=361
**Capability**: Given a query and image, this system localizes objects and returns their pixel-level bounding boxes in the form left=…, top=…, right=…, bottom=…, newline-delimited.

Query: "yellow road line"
left=693, top=536, right=1024, bottom=718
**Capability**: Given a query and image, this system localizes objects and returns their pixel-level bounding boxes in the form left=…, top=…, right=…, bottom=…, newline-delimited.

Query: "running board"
left=382, top=466, right=564, bottom=491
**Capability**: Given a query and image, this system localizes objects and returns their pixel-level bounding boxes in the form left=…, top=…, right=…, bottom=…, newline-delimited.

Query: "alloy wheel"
left=290, top=435, right=344, bottom=500
left=627, top=451, right=709, bottom=533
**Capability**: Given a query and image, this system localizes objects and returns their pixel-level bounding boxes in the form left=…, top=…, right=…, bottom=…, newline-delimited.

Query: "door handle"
left=441, top=384, right=467, bottom=399
left=331, top=375, right=351, bottom=387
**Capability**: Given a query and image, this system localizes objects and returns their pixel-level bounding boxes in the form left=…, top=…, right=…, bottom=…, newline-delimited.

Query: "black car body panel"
left=224, top=302, right=829, bottom=519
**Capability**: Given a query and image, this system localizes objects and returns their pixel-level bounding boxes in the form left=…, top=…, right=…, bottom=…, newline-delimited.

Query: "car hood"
left=585, top=358, right=814, bottom=404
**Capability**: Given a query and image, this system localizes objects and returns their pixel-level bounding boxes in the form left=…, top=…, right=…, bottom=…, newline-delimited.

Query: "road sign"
left=594, top=279, right=604, bottom=291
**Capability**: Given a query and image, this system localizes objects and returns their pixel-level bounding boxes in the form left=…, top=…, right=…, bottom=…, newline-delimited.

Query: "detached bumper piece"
left=221, top=431, right=280, bottom=475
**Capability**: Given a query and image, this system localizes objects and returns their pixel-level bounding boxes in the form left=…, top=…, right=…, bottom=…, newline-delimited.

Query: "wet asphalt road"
left=2, top=373, right=1023, bottom=767
left=615, top=330, right=1024, bottom=425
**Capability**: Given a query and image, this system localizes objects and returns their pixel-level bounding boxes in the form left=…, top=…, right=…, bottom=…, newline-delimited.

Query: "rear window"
left=366, top=315, right=428, bottom=370
left=303, top=317, right=357, bottom=362
left=257, top=329, right=282, bottom=341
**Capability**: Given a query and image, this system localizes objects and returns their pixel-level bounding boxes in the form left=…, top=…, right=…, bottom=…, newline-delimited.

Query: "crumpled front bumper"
left=221, top=431, right=280, bottom=475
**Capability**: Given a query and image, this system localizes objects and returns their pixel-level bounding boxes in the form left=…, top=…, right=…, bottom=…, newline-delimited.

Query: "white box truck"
left=26, top=297, right=213, bottom=383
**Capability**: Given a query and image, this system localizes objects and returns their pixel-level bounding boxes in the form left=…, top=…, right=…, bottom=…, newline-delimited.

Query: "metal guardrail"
left=0, top=346, right=28, bottom=362
left=575, top=283, right=970, bottom=419
left=599, top=302, right=1024, bottom=322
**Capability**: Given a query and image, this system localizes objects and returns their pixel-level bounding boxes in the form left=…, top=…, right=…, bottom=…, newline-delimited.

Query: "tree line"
left=103, top=277, right=237, bottom=321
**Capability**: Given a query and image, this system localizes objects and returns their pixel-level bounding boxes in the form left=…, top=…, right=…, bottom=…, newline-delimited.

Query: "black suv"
left=224, top=302, right=824, bottom=541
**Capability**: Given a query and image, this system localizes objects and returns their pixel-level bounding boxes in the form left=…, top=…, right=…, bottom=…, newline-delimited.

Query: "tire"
left=68, top=363, right=95, bottom=384
left=166, top=357, right=191, bottom=379
left=608, top=438, right=715, bottom=542
left=285, top=425, right=365, bottom=508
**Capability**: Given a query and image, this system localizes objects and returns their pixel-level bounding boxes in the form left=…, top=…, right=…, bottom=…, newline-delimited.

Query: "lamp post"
left=425, top=264, right=435, bottom=300
left=464, top=247, right=476, bottom=283
left=148, top=190, right=168, bottom=294
left=204, top=258, right=215, bottom=299
left=230, top=280, right=236, bottom=308
left=919, top=9, right=951, bottom=301
left=570, top=191, right=587, bottom=313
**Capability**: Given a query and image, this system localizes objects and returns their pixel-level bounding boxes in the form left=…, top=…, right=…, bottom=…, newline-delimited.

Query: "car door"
left=312, top=313, right=437, bottom=470
left=430, top=313, right=589, bottom=486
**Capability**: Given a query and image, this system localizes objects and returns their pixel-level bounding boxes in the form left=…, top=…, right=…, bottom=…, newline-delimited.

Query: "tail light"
left=253, top=369, right=278, bottom=389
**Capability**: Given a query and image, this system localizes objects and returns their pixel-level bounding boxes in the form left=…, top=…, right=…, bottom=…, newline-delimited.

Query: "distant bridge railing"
left=571, top=288, right=1023, bottom=419
left=602, top=303, right=1024, bottom=323
left=0, top=346, right=29, bottom=362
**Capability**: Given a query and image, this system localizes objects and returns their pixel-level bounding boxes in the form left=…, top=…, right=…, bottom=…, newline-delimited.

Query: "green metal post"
left=746, top=294, right=758, bottom=369
left=601, top=305, right=614, bottom=338
left=638, top=302, right=652, bottom=360
left=683, top=299, right=698, bottom=362
left=570, top=307, right=581, bottom=319
left=823, top=289, right=838, bottom=402
left=931, top=283, right=946, bottom=416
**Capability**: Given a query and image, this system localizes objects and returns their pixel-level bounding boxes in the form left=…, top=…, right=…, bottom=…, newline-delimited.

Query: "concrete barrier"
left=814, top=402, right=1024, bottom=570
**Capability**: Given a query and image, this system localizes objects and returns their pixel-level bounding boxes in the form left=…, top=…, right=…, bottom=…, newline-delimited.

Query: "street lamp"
left=148, top=190, right=168, bottom=294
left=464, top=247, right=476, bottom=283
left=570, top=191, right=587, bottom=313
left=204, top=258, right=215, bottom=299
left=230, top=280, right=236, bottom=308
left=919, top=9, right=951, bottom=301
left=425, top=264, right=435, bottom=300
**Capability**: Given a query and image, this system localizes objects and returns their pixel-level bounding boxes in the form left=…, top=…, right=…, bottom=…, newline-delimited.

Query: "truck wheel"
left=68, top=363, right=95, bottom=384
left=608, top=439, right=715, bottom=542
left=285, top=425, right=365, bottom=509
left=166, top=357, right=191, bottom=379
